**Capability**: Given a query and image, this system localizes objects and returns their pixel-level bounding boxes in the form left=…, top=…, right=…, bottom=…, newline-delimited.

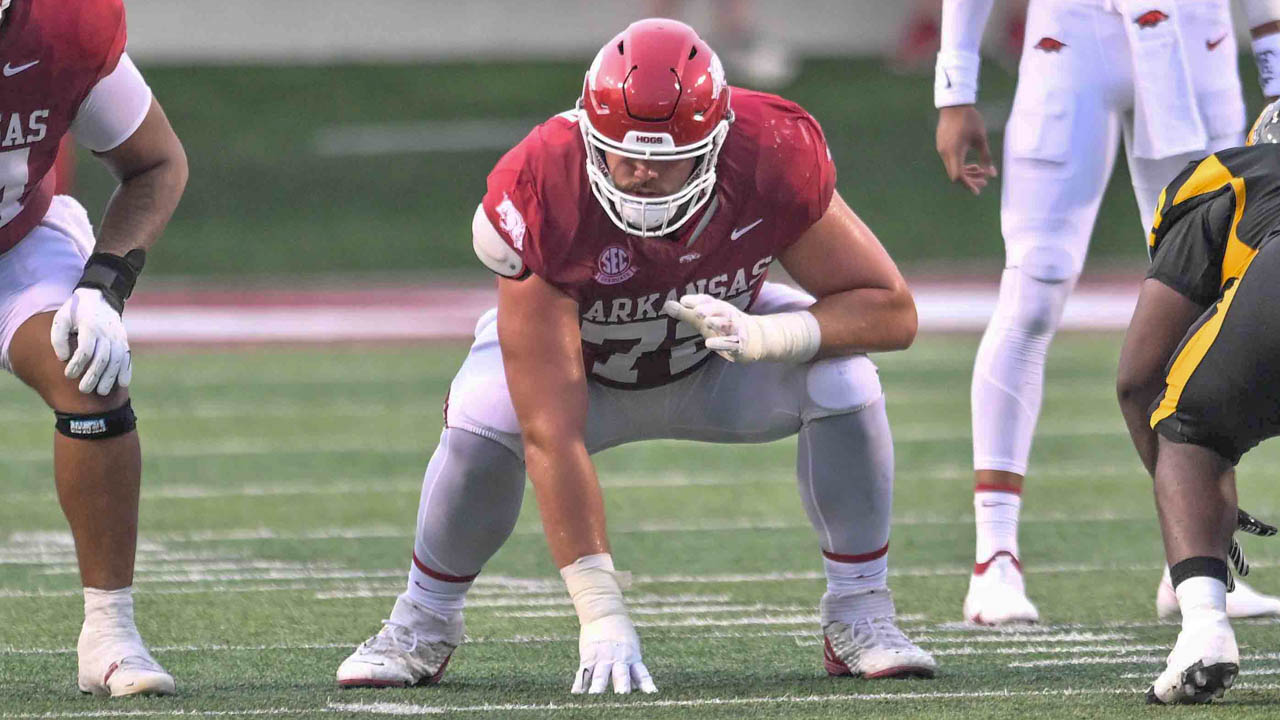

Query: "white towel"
left=1117, top=0, right=1209, bottom=159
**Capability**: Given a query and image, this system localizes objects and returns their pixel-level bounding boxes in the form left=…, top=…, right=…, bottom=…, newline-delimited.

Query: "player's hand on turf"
left=936, top=105, right=996, bottom=196
left=50, top=287, right=132, bottom=395
left=572, top=614, right=657, bottom=694
left=664, top=294, right=757, bottom=363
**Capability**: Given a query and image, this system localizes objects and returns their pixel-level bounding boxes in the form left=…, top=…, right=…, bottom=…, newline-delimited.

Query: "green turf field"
left=3, top=333, right=1280, bottom=718
left=69, top=56, right=1270, bottom=278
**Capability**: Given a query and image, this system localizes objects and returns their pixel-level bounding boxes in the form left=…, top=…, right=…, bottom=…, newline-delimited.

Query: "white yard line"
left=1, top=464, right=1152, bottom=502
left=1011, top=652, right=1280, bottom=668
left=0, top=424, right=1137, bottom=464
left=108, top=284, right=1138, bottom=346
left=326, top=684, right=1280, bottom=715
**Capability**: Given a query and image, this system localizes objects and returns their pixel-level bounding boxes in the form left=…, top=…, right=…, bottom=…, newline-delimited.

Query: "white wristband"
left=561, top=553, right=631, bottom=624
left=934, top=50, right=980, bottom=108
left=1255, top=33, right=1280, bottom=98
left=755, top=310, right=822, bottom=363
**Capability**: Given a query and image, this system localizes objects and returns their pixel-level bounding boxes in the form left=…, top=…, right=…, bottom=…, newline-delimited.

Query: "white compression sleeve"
left=70, top=53, right=153, bottom=153
left=935, top=0, right=996, bottom=108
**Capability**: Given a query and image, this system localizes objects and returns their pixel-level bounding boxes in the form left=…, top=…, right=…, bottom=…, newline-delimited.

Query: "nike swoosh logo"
left=355, top=660, right=385, bottom=666
left=730, top=218, right=764, bottom=241
left=944, top=69, right=953, bottom=89
left=980, top=501, right=1017, bottom=508
left=3, top=60, right=38, bottom=77
left=1207, top=34, right=1227, bottom=51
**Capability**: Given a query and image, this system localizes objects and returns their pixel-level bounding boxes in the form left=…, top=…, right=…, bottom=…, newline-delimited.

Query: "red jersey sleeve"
left=481, top=142, right=546, bottom=280
left=71, top=0, right=128, bottom=83
left=759, top=104, right=837, bottom=247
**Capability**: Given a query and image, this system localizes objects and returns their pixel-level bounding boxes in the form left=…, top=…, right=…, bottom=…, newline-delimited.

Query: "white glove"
left=561, top=553, right=657, bottom=694
left=572, top=614, right=657, bottom=694
left=663, top=293, right=821, bottom=364
left=50, top=287, right=132, bottom=395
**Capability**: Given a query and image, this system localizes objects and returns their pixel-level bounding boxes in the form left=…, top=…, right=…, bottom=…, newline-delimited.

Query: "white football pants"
left=411, top=282, right=895, bottom=591
left=973, top=0, right=1244, bottom=475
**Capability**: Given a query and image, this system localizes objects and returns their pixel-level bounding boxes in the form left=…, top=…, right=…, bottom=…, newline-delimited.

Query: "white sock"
left=823, top=547, right=888, bottom=597
left=974, top=489, right=1021, bottom=563
left=1175, top=576, right=1228, bottom=625
left=83, top=586, right=138, bottom=635
left=405, top=553, right=471, bottom=618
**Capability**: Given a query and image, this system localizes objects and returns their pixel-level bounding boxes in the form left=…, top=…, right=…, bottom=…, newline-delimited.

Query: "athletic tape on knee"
left=54, top=400, right=136, bottom=440
left=560, top=553, right=632, bottom=624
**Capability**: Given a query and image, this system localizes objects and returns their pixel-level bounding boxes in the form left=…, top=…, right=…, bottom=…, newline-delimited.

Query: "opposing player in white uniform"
left=336, top=19, right=936, bottom=692
left=935, top=0, right=1280, bottom=624
left=0, top=0, right=188, bottom=696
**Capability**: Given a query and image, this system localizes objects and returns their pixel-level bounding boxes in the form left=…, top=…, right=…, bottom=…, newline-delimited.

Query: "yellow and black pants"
left=1150, top=236, right=1280, bottom=464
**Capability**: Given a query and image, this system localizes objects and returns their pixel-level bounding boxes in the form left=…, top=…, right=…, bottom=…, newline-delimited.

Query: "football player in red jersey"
left=0, top=0, right=187, bottom=697
left=338, top=19, right=934, bottom=692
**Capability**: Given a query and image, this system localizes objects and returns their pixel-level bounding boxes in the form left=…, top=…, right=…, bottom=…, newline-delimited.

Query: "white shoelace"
left=847, top=616, right=919, bottom=652
left=364, top=621, right=419, bottom=655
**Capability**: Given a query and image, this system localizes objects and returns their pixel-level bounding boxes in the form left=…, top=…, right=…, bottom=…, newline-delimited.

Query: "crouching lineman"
left=337, top=18, right=936, bottom=692
left=1116, top=102, right=1280, bottom=704
left=0, top=0, right=187, bottom=697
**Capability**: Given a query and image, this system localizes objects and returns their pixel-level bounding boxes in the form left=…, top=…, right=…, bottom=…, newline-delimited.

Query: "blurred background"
left=63, top=0, right=1265, bottom=284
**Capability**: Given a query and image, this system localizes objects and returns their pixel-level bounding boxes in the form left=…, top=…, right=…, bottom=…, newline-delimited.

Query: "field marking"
left=0, top=423, right=1141, bottom=464
left=497, top=603, right=807, bottom=618
left=0, top=626, right=1129, bottom=657
left=1011, top=652, right=1280, bottom=668
left=314, top=120, right=542, bottom=156
left=327, top=684, right=1280, bottom=715
left=10, top=561, right=1280, bottom=598
left=5, top=684, right=1280, bottom=719
left=1, top=465, right=1154, bottom=503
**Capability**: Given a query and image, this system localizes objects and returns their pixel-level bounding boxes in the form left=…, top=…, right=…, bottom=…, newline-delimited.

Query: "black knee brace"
left=54, top=400, right=136, bottom=440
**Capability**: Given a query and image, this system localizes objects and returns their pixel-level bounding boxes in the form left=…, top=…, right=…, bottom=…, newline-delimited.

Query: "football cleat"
left=77, top=625, right=175, bottom=697
left=1157, top=568, right=1280, bottom=619
left=337, top=595, right=463, bottom=688
left=1146, top=611, right=1238, bottom=704
left=821, top=589, right=937, bottom=679
left=963, top=551, right=1039, bottom=625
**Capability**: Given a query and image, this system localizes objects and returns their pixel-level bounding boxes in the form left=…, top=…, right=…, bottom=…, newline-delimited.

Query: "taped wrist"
left=1255, top=33, right=1280, bottom=98
left=55, top=400, right=136, bottom=440
left=561, top=553, right=631, bottom=624
left=76, top=249, right=146, bottom=314
left=755, top=310, right=822, bottom=363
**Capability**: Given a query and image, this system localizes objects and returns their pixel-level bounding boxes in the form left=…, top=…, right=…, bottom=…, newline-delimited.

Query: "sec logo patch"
left=594, top=245, right=636, bottom=285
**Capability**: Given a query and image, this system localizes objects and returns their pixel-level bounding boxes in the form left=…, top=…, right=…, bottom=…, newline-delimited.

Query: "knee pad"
left=804, top=355, right=882, bottom=421
left=54, top=399, right=136, bottom=440
left=1001, top=246, right=1081, bottom=336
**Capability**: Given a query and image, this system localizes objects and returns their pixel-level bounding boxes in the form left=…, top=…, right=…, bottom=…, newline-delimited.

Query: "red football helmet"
left=579, top=18, right=732, bottom=237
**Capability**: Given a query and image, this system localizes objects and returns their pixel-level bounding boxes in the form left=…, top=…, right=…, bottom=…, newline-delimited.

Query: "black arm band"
left=76, top=249, right=146, bottom=314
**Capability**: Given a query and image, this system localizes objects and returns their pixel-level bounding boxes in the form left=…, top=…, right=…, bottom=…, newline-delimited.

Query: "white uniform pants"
left=976, top=0, right=1245, bottom=475
left=0, top=197, right=94, bottom=372
left=446, top=282, right=885, bottom=457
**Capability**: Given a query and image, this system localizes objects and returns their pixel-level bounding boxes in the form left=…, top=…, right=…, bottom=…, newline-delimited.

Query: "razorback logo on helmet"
left=1034, top=37, right=1066, bottom=53
left=495, top=193, right=526, bottom=250
left=1134, top=10, right=1169, bottom=28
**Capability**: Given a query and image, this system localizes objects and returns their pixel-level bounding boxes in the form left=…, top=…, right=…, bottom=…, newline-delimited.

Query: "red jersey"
left=481, top=88, right=836, bottom=389
left=0, top=0, right=127, bottom=253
